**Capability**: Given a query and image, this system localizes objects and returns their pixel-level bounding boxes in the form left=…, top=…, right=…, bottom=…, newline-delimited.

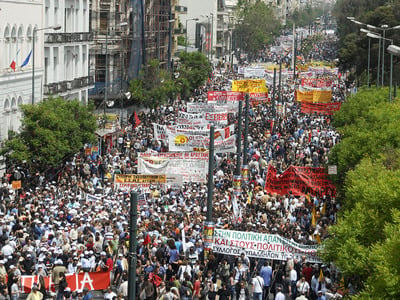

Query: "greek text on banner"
left=264, top=165, right=336, bottom=198
left=212, top=229, right=321, bottom=263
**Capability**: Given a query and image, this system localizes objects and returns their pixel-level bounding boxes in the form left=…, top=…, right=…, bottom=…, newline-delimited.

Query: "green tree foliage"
left=176, top=51, right=212, bottom=98
left=129, top=59, right=177, bottom=107
left=1, top=97, right=97, bottom=170
left=234, top=0, right=280, bottom=59
left=286, top=4, right=325, bottom=28
left=321, top=88, right=400, bottom=298
left=328, top=88, right=400, bottom=191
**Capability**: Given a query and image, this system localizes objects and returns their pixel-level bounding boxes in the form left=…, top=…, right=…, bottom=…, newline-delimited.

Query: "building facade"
left=0, top=0, right=44, bottom=142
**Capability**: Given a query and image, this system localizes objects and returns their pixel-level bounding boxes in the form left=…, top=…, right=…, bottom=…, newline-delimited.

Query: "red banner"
left=301, top=102, right=341, bottom=115
left=264, top=166, right=336, bottom=198
left=20, top=272, right=111, bottom=294
left=249, top=92, right=269, bottom=105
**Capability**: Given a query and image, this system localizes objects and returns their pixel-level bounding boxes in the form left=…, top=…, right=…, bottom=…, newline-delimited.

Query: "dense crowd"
left=0, top=36, right=345, bottom=300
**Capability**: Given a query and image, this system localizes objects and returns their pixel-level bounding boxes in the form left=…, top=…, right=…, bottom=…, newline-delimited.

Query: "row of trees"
left=321, top=88, right=400, bottom=298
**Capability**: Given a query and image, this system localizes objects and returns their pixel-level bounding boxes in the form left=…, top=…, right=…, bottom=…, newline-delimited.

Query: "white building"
left=0, top=0, right=92, bottom=143
left=43, top=0, right=93, bottom=103
left=0, top=0, right=44, bottom=142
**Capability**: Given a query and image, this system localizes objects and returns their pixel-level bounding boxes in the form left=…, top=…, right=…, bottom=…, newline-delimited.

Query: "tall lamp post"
left=387, top=45, right=400, bottom=103
left=185, top=18, right=199, bottom=53
left=367, top=24, right=400, bottom=86
left=32, top=25, right=61, bottom=105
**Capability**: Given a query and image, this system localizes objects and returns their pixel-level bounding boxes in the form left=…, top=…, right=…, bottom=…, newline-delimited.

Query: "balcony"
left=45, top=32, right=94, bottom=44
left=44, top=76, right=95, bottom=95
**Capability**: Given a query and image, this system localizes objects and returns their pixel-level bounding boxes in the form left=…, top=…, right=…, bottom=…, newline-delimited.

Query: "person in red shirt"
left=302, top=262, right=313, bottom=285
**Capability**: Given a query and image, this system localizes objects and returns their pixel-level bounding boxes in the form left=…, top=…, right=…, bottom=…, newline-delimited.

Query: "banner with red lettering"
left=20, top=272, right=111, bottom=294
left=265, top=165, right=336, bottom=197
left=301, top=78, right=333, bottom=89
left=301, top=102, right=341, bottom=115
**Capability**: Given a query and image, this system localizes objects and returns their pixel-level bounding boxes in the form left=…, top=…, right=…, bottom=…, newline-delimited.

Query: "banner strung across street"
left=212, top=229, right=321, bottom=263
left=187, top=102, right=228, bottom=113
left=232, top=79, right=268, bottom=93
left=138, top=152, right=208, bottom=182
left=20, top=272, right=110, bottom=293
left=153, top=123, right=210, bottom=142
left=296, top=90, right=332, bottom=103
left=114, top=174, right=167, bottom=192
left=177, top=111, right=206, bottom=126
left=301, top=78, right=333, bottom=89
left=264, top=165, right=336, bottom=198
left=168, top=130, right=236, bottom=153
left=301, top=102, right=341, bottom=115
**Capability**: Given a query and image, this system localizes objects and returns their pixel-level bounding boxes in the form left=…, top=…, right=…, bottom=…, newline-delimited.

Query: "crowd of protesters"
left=0, top=35, right=347, bottom=300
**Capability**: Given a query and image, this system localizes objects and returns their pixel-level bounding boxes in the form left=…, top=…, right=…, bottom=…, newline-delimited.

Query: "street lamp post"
left=32, top=25, right=61, bottom=105
left=387, top=45, right=400, bottom=103
left=185, top=18, right=199, bottom=53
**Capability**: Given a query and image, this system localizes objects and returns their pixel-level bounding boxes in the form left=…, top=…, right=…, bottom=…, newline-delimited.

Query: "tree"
left=328, top=87, right=400, bottom=194
left=176, top=51, right=211, bottom=98
left=234, top=0, right=280, bottom=60
left=320, top=88, right=400, bottom=298
left=128, top=59, right=178, bottom=107
left=1, top=97, right=97, bottom=170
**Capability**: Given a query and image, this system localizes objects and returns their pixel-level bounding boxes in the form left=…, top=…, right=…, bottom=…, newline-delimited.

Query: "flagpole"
left=32, top=28, right=36, bottom=105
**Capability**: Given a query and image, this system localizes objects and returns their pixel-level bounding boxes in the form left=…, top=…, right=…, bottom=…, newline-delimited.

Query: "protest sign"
left=114, top=174, right=167, bottom=192
left=138, top=152, right=208, bottom=182
left=187, top=102, right=228, bottom=113
left=20, top=272, right=110, bottom=293
left=296, top=90, right=332, bottom=103
left=177, top=111, right=206, bottom=126
left=301, top=102, right=341, bottom=115
left=232, top=79, right=268, bottom=93
left=264, top=165, right=336, bottom=198
left=212, top=229, right=321, bottom=263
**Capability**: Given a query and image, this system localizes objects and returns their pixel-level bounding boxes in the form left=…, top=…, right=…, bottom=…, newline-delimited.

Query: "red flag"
left=10, top=61, right=16, bottom=71
left=134, top=111, right=141, bottom=128
left=143, top=233, right=151, bottom=246
left=128, top=111, right=141, bottom=128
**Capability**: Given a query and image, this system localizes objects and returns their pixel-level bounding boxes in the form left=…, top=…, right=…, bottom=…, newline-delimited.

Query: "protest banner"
left=212, top=229, right=321, bottom=263
left=138, top=152, right=208, bottom=182
left=153, top=123, right=210, bottom=142
left=204, top=111, right=228, bottom=126
left=208, top=91, right=243, bottom=113
left=243, top=66, right=265, bottom=78
left=232, top=79, right=268, bottom=93
left=187, top=102, right=228, bottom=113
left=168, top=130, right=236, bottom=153
left=19, top=271, right=110, bottom=294
left=12, top=181, right=21, bottom=190
left=177, top=111, right=206, bottom=126
left=264, top=165, right=336, bottom=198
left=296, top=90, right=332, bottom=103
left=301, top=102, right=341, bottom=115
left=114, top=174, right=167, bottom=192
left=301, top=78, right=333, bottom=89
left=248, top=92, right=269, bottom=106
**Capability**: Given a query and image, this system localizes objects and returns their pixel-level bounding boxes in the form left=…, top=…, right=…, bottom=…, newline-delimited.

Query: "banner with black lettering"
left=212, top=229, right=321, bottom=263
left=264, top=165, right=336, bottom=198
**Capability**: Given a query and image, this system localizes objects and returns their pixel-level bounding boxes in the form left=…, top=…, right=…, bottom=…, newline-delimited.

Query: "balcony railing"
left=45, top=32, right=94, bottom=44
left=44, top=76, right=94, bottom=95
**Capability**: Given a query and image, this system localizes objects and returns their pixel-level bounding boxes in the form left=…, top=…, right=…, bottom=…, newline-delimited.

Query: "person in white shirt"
left=103, top=286, right=117, bottom=300
left=251, top=271, right=264, bottom=300
left=275, top=285, right=286, bottom=300
left=296, top=275, right=310, bottom=298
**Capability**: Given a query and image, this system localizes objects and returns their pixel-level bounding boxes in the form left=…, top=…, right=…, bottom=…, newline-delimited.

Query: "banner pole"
left=242, top=93, right=250, bottom=184
left=206, top=126, right=215, bottom=222
left=128, top=191, right=137, bottom=300
left=235, top=100, right=243, bottom=176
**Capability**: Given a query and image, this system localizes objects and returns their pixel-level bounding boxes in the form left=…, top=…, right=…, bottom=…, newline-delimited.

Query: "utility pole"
left=128, top=191, right=137, bottom=300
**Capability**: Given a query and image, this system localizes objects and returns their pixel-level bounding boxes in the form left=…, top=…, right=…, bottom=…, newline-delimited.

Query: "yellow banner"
left=232, top=79, right=268, bottom=93
left=296, top=90, right=332, bottom=103
left=114, top=174, right=166, bottom=184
